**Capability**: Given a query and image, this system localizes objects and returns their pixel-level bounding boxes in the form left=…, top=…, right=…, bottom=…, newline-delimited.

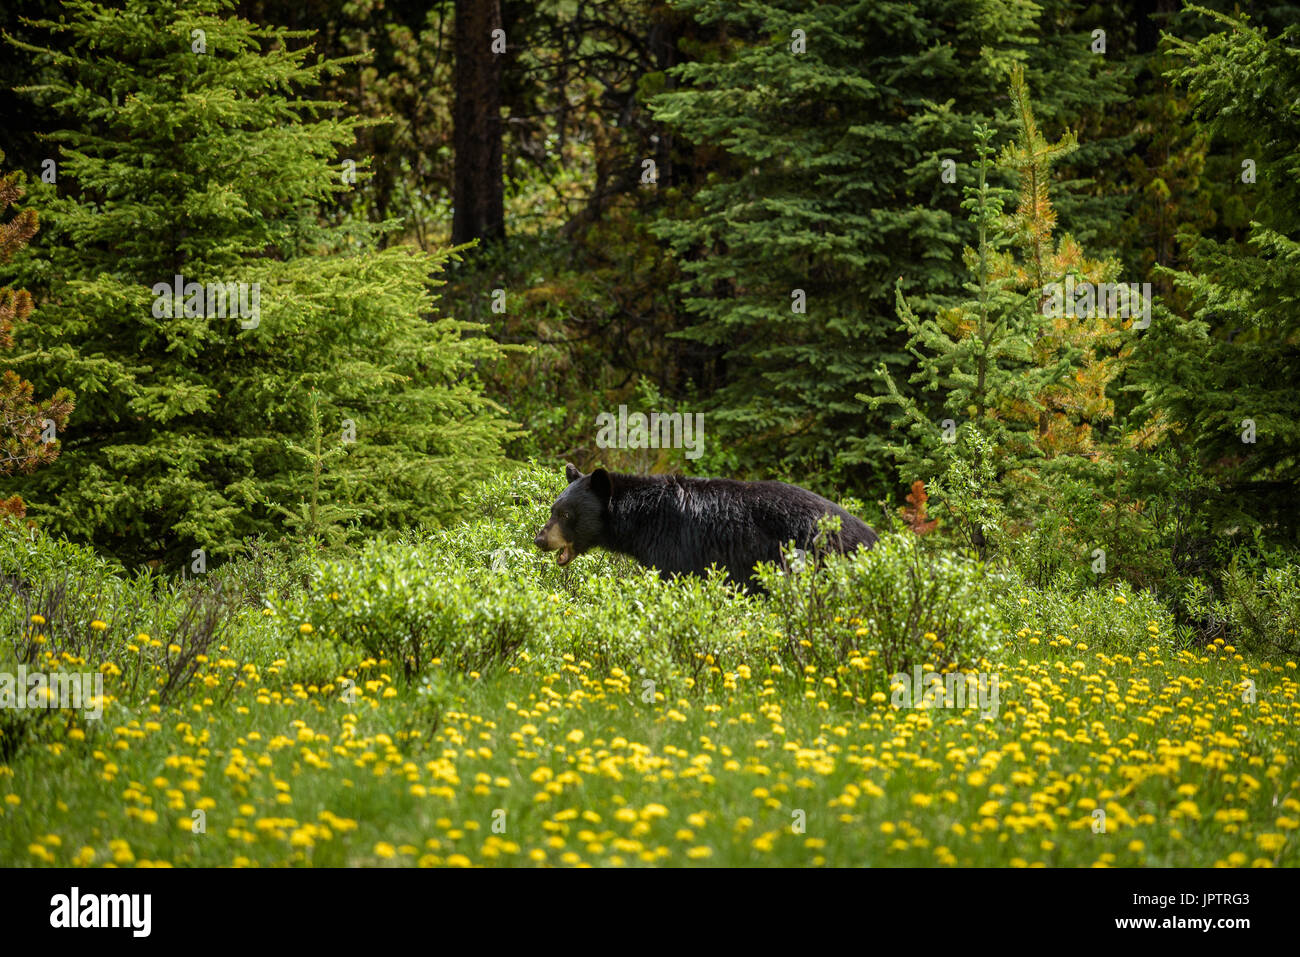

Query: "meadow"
left=0, top=0, right=1297, bottom=890
left=2, top=466, right=1295, bottom=868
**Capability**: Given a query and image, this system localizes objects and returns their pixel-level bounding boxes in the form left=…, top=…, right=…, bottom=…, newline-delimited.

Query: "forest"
left=0, top=0, right=1298, bottom=876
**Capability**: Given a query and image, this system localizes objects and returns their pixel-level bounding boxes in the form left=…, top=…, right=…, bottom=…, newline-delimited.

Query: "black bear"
left=534, top=463, right=878, bottom=591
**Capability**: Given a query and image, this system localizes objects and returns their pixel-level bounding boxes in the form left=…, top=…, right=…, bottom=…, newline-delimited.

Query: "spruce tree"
left=867, top=69, right=1128, bottom=552
left=649, top=0, right=1128, bottom=495
left=3, top=0, right=516, bottom=565
left=1129, top=9, right=1300, bottom=543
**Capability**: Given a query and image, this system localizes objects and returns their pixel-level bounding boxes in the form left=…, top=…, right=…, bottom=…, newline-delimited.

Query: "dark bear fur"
left=534, top=463, right=878, bottom=591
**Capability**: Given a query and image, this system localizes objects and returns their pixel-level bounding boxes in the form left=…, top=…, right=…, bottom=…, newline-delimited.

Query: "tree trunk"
left=452, top=0, right=504, bottom=247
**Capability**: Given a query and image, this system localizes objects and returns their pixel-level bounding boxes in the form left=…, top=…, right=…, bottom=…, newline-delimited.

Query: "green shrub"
left=554, top=567, right=766, bottom=694
left=458, top=461, right=568, bottom=527
left=997, top=578, right=1187, bottom=656
left=209, top=535, right=319, bottom=610
left=0, top=522, right=262, bottom=706
left=271, top=537, right=555, bottom=681
left=279, top=634, right=364, bottom=690
left=1, top=522, right=157, bottom=665
left=754, top=528, right=1009, bottom=699
left=1182, top=553, right=1300, bottom=658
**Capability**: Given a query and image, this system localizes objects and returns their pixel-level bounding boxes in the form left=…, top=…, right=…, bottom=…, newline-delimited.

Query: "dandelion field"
left=2, top=469, right=1297, bottom=869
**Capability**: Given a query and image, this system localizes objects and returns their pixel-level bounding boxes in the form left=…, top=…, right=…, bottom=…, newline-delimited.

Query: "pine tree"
left=3, top=0, right=517, bottom=565
left=867, top=68, right=1128, bottom=546
left=269, top=389, right=361, bottom=551
left=1129, top=8, right=1300, bottom=544
left=649, top=0, right=1130, bottom=495
left=991, top=67, right=1127, bottom=469
left=0, top=150, right=73, bottom=519
left=1022, top=0, right=1139, bottom=257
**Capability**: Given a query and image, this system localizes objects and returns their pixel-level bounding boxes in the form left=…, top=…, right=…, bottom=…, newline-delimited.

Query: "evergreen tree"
left=1024, top=0, right=1138, bottom=256
left=269, top=389, right=361, bottom=550
left=868, top=69, right=1130, bottom=555
left=0, top=150, right=73, bottom=519
left=3, top=0, right=516, bottom=565
left=649, top=0, right=1128, bottom=495
left=1129, top=9, right=1300, bottom=544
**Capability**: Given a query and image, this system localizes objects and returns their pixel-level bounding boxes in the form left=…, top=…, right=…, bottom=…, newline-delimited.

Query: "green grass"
left=3, top=606, right=1297, bottom=867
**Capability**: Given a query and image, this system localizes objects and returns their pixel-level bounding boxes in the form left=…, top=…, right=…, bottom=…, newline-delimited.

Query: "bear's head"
left=534, top=463, right=611, bottom=566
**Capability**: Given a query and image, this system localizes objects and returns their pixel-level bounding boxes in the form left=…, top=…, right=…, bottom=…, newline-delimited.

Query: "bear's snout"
left=536, top=521, right=576, bottom=566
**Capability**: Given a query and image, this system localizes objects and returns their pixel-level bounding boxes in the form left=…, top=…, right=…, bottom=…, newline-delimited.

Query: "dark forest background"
left=1, top=0, right=1298, bottom=649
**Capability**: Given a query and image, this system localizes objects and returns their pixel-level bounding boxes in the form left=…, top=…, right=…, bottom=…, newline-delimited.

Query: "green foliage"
left=650, top=0, right=1128, bottom=495
left=997, top=578, right=1187, bottom=657
left=445, top=217, right=684, bottom=474
left=1, top=0, right=516, bottom=565
left=268, top=461, right=767, bottom=691
left=876, top=77, right=1123, bottom=471
left=869, top=70, right=1142, bottom=593
left=206, top=534, right=318, bottom=610
left=0, top=520, right=267, bottom=707
left=268, top=390, right=361, bottom=551
left=869, top=123, right=1022, bottom=487
left=1129, top=9, right=1300, bottom=548
left=555, top=567, right=764, bottom=694
left=754, top=528, right=1009, bottom=697
left=278, top=632, right=363, bottom=691
left=921, top=427, right=1006, bottom=559
left=1183, top=548, right=1300, bottom=658
left=270, top=534, right=554, bottom=682
left=1, top=521, right=144, bottom=662
left=0, top=514, right=124, bottom=590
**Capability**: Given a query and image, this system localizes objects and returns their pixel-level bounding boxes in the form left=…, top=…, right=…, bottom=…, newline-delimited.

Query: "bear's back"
left=624, top=474, right=877, bottom=584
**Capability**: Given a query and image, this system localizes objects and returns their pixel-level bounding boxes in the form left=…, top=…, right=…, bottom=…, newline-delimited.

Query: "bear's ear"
left=590, top=467, right=612, bottom=502
left=565, top=463, right=582, bottom=484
